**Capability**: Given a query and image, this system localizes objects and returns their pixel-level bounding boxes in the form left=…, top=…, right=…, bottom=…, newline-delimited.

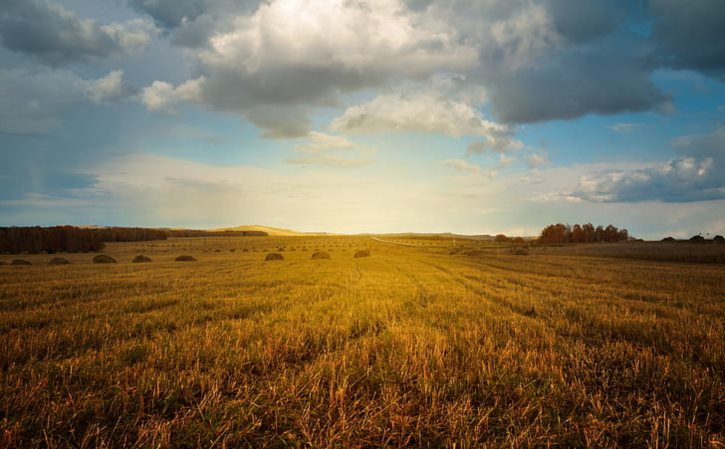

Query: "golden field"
left=0, top=236, right=723, bottom=448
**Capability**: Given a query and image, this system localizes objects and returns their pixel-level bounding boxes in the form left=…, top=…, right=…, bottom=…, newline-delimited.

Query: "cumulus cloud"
left=0, top=0, right=156, bottom=65
left=571, top=126, right=725, bottom=202
left=141, top=0, right=477, bottom=136
left=135, top=0, right=725, bottom=135
left=86, top=70, right=126, bottom=104
left=331, top=91, right=506, bottom=138
left=139, top=77, right=205, bottom=113
left=411, top=0, right=670, bottom=123
left=650, top=0, right=725, bottom=79
left=574, top=158, right=722, bottom=202
left=484, top=37, right=670, bottom=123
left=287, top=132, right=375, bottom=168
left=0, top=69, right=132, bottom=134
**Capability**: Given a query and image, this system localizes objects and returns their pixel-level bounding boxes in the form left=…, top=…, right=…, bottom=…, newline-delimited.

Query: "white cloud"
left=570, top=126, right=725, bottom=203
left=330, top=84, right=524, bottom=153
left=573, top=157, right=722, bottom=202
left=287, top=132, right=375, bottom=168
left=85, top=70, right=125, bottom=104
left=141, top=0, right=478, bottom=136
left=140, top=77, right=205, bottom=113
left=331, top=91, right=504, bottom=138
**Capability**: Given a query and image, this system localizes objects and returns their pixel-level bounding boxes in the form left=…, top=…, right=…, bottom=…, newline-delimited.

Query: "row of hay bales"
left=265, top=250, right=370, bottom=261
left=2, top=250, right=372, bottom=265
left=0, top=254, right=194, bottom=266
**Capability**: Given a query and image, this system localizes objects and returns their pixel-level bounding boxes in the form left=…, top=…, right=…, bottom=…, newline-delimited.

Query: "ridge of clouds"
left=0, top=0, right=156, bottom=66
left=570, top=126, right=725, bottom=203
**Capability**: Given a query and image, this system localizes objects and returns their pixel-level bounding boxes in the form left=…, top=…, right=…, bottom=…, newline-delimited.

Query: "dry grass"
left=0, top=236, right=723, bottom=448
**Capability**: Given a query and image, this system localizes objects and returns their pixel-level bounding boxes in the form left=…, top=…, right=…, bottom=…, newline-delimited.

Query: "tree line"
left=0, top=226, right=270, bottom=254
left=538, top=223, right=630, bottom=244
left=0, top=226, right=169, bottom=254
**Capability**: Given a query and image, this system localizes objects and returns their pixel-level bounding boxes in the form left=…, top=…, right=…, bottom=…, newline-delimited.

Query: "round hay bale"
left=48, top=257, right=71, bottom=265
left=277, top=247, right=285, bottom=252
left=132, top=255, right=152, bottom=263
left=311, top=251, right=331, bottom=260
left=661, top=236, right=676, bottom=242
left=11, top=259, right=32, bottom=266
left=354, top=250, right=371, bottom=258
left=265, top=253, right=284, bottom=261
left=510, top=247, right=529, bottom=256
left=713, top=235, right=724, bottom=244
left=93, top=255, right=116, bottom=264
left=175, top=255, right=196, bottom=262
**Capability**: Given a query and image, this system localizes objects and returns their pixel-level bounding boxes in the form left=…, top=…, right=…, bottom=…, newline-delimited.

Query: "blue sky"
left=1, top=0, right=724, bottom=238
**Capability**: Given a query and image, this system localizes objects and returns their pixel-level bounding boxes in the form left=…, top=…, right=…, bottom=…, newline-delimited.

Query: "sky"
left=0, top=0, right=724, bottom=238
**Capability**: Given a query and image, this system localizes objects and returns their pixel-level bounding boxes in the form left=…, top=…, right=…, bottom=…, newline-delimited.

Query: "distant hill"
left=213, top=225, right=329, bottom=236
left=375, top=232, right=495, bottom=241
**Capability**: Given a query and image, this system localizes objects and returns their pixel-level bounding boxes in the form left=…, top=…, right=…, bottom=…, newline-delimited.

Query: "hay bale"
left=11, top=259, right=32, bottom=266
left=311, top=251, right=331, bottom=260
left=689, top=235, right=705, bottom=243
left=265, top=253, right=284, bottom=261
left=277, top=247, right=285, bottom=252
left=510, top=247, right=529, bottom=256
left=93, top=255, right=116, bottom=264
left=713, top=235, right=724, bottom=244
left=661, top=236, right=676, bottom=242
left=132, top=255, right=152, bottom=263
left=48, top=257, right=71, bottom=265
left=175, top=255, right=196, bottom=262
left=354, top=250, right=371, bottom=258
